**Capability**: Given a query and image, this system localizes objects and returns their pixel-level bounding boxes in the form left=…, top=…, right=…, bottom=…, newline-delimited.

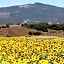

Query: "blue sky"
left=0, top=0, right=64, bottom=8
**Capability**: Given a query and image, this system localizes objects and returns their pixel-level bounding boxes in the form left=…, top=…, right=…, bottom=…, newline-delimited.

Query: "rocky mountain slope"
left=0, top=2, right=64, bottom=24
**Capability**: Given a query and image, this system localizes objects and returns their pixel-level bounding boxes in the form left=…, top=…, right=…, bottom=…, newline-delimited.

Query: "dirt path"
left=28, top=36, right=61, bottom=38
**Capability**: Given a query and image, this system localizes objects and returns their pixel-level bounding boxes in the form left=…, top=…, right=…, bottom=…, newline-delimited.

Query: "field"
left=0, top=25, right=64, bottom=37
left=0, top=26, right=38, bottom=36
left=0, top=36, right=64, bottom=64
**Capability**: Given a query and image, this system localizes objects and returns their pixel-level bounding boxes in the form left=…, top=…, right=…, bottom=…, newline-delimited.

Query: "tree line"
left=21, top=23, right=64, bottom=32
left=0, top=24, right=9, bottom=29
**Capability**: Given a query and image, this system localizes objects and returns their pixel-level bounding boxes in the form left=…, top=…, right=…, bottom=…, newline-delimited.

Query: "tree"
left=33, top=32, right=41, bottom=35
left=5, top=33, right=11, bottom=37
left=63, top=26, right=64, bottom=31
left=6, top=24, right=9, bottom=28
left=28, top=32, right=32, bottom=35
left=2, top=25, right=6, bottom=28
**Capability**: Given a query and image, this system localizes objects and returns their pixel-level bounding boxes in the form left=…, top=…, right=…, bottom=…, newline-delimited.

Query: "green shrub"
left=33, top=32, right=41, bottom=35
left=6, top=24, right=9, bottom=28
left=28, top=31, right=41, bottom=35
left=28, top=32, right=32, bottom=35
left=5, top=33, right=11, bottom=37
left=2, top=25, right=6, bottom=28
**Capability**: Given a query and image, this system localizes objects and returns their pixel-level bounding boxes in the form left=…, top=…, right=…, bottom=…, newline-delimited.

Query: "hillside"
left=0, top=26, right=38, bottom=36
left=0, top=25, right=64, bottom=37
left=0, top=2, right=64, bottom=24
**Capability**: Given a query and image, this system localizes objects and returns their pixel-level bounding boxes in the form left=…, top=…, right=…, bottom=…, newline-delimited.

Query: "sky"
left=0, top=0, right=64, bottom=8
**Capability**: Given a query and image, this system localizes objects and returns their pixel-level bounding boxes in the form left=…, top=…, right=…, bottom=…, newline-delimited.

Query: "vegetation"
left=2, top=25, right=6, bottom=28
left=29, top=31, right=42, bottom=35
left=4, top=33, right=11, bottom=37
left=6, top=24, right=9, bottom=28
left=0, top=36, right=64, bottom=64
left=0, top=24, right=9, bottom=28
left=0, top=3, right=64, bottom=24
left=28, top=32, right=32, bottom=35
left=21, top=23, right=64, bottom=31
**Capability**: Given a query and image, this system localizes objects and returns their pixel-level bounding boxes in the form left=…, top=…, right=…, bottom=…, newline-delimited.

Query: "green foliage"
left=2, top=25, right=6, bottom=28
left=28, top=31, right=41, bottom=35
left=0, top=27, right=1, bottom=29
left=33, top=32, right=41, bottom=35
left=5, top=33, right=11, bottom=37
left=39, top=54, right=47, bottom=60
left=22, top=23, right=64, bottom=31
left=1, top=24, right=9, bottom=28
left=6, top=24, right=9, bottom=28
left=28, top=32, right=32, bottom=35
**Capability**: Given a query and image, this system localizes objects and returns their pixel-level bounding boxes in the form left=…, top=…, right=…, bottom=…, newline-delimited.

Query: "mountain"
left=0, top=2, right=64, bottom=24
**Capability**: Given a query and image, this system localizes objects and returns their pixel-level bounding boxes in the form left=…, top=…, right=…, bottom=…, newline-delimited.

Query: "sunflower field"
left=0, top=36, right=64, bottom=64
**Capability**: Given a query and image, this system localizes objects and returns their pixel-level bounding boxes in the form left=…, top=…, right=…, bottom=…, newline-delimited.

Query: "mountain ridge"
left=0, top=2, right=64, bottom=24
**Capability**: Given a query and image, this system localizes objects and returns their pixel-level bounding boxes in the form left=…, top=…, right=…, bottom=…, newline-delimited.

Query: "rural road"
left=28, top=36, right=61, bottom=38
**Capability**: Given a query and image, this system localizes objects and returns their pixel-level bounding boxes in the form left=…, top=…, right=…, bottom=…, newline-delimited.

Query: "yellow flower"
left=54, top=61, right=59, bottom=64
left=0, top=37, right=63, bottom=64
left=1, top=61, right=6, bottom=64
left=2, top=52, right=6, bottom=55
left=38, top=59, right=48, bottom=64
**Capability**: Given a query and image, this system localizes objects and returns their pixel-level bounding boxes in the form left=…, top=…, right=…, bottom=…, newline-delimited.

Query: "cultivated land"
left=0, top=36, right=64, bottom=64
left=0, top=25, right=64, bottom=37
left=0, top=26, right=37, bottom=36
